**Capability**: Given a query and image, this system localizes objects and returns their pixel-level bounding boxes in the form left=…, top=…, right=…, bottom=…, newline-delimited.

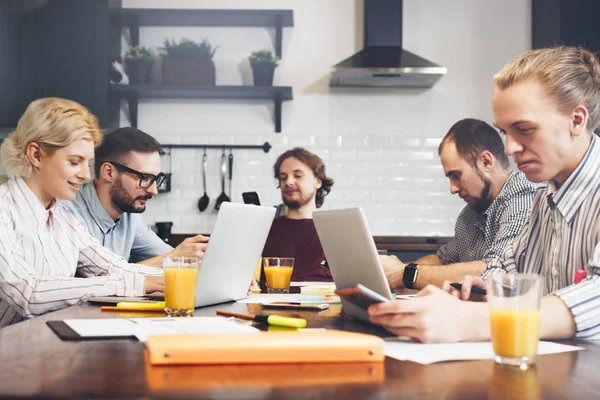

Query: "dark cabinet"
left=0, top=2, right=21, bottom=128
left=532, top=0, right=600, bottom=52
left=0, top=0, right=109, bottom=128
left=0, top=1, right=293, bottom=132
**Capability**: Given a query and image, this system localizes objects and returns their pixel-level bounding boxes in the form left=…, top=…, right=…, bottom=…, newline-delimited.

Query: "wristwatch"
left=402, top=263, right=418, bottom=289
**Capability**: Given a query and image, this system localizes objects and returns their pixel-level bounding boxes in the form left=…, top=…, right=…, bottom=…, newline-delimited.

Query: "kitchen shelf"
left=108, top=84, right=292, bottom=133
left=109, top=8, right=294, bottom=58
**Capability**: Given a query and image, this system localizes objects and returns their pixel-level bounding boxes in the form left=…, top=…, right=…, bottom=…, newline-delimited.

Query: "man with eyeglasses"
left=64, top=127, right=208, bottom=267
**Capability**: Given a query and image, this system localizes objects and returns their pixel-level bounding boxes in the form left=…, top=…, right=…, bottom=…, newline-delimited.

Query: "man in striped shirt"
left=0, top=98, right=164, bottom=328
left=382, top=118, right=537, bottom=290
left=369, top=46, right=600, bottom=342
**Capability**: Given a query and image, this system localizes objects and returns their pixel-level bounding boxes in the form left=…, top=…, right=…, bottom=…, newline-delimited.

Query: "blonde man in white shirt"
left=369, top=46, right=600, bottom=342
left=0, top=97, right=164, bottom=327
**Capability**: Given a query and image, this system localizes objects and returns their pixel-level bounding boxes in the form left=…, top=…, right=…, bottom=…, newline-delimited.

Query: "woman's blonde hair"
left=0, top=97, right=102, bottom=178
left=493, top=46, right=600, bottom=131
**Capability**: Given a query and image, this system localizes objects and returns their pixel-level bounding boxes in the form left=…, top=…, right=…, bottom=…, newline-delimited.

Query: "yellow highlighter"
left=117, top=301, right=166, bottom=309
left=216, top=310, right=307, bottom=329
left=101, top=301, right=165, bottom=313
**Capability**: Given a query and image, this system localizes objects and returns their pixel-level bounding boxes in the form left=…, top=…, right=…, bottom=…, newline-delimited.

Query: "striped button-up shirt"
left=484, top=134, right=600, bottom=339
left=437, top=171, right=538, bottom=267
left=0, top=177, right=163, bottom=328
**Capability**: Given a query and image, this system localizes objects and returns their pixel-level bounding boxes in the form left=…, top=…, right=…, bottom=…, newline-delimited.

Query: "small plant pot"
left=125, top=60, right=152, bottom=85
left=163, top=58, right=216, bottom=85
left=251, top=63, right=276, bottom=86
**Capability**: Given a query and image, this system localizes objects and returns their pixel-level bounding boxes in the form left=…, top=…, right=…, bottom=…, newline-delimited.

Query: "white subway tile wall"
left=0, top=0, right=531, bottom=236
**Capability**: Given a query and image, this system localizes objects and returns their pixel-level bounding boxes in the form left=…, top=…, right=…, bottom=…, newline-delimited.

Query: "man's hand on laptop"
left=145, top=276, right=164, bottom=294
left=380, top=255, right=405, bottom=289
left=170, top=234, right=209, bottom=260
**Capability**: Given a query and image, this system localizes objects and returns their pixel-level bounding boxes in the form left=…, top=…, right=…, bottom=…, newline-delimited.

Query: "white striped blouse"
left=0, top=177, right=163, bottom=328
left=483, top=134, right=600, bottom=339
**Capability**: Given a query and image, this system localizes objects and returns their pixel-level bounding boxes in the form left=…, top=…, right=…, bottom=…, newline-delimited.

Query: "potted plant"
left=123, top=46, right=155, bottom=85
left=249, top=50, right=279, bottom=86
left=161, top=37, right=218, bottom=85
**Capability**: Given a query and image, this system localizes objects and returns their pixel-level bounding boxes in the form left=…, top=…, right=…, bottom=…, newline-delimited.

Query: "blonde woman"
left=369, top=46, right=600, bottom=342
left=0, top=97, right=163, bottom=327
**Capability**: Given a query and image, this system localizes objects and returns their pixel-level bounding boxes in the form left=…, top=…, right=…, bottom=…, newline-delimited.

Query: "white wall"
left=121, top=0, right=531, bottom=235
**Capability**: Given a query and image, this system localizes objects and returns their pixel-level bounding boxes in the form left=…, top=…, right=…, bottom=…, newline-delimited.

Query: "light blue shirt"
left=63, top=182, right=173, bottom=263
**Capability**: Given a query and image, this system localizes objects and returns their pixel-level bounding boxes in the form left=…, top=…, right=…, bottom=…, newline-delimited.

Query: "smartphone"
left=262, top=302, right=329, bottom=310
left=335, top=284, right=390, bottom=310
left=242, top=191, right=261, bottom=206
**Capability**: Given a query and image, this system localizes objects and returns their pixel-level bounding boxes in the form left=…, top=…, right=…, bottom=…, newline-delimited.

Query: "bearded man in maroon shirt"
left=261, top=148, right=335, bottom=282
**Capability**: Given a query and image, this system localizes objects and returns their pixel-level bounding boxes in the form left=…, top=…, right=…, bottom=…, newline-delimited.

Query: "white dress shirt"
left=0, top=176, right=162, bottom=327
left=484, top=134, right=600, bottom=339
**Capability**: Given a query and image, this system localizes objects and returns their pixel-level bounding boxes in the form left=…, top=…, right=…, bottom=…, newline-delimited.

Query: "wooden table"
left=0, top=300, right=598, bottom=399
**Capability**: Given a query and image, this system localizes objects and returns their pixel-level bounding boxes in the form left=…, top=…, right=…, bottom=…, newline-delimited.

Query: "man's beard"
left=110, top=178, right=151, bottom=214
left=470, top=174, right=493, bottom=214
left=282, top=189, right=314, bottom=210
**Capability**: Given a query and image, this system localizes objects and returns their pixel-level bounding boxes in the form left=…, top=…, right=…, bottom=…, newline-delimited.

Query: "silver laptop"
left=313, top=207, right=393, bottom=322
left=193, top=202, right=274, bottom=307
left=89, top=202, right=275, bottom=307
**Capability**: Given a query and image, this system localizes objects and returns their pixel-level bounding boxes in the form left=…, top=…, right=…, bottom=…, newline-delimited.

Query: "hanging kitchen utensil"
left=155, top=221, right=173, bottom=243
left=197, top=149, right=210, bottom=212
left=228, top=150, right=233, bottom=200
left=215, top=148, right=230, bottom=211
left=157, top=148, right=172, bottom=193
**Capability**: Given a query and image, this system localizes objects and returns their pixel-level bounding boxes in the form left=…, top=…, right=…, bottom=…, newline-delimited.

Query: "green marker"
left=216, top=309, right=308, bottom=329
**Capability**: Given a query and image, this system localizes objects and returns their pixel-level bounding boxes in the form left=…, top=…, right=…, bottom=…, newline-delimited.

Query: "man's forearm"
left=414, top=261, right=486, bottom=289
left=414, top=254, right=442, bottom=265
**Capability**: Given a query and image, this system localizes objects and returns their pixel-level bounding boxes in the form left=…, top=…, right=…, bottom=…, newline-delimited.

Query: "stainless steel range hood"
left=329, top=0, right=446, bottom=88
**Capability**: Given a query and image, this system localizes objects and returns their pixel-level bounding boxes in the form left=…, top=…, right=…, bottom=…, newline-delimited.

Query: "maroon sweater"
left=261, top=216, right=333, bottom=282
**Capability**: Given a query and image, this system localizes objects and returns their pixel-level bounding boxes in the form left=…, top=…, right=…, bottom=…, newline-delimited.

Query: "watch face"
left=403, top=264, right=418, bottom=283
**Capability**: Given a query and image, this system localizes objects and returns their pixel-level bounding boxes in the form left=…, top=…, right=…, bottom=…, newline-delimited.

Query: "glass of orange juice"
left=263, top=257, right=294, bottom=293
left=254, top=257, right=263, bottom=282
left=163, top=256, right=200, bottom=317
left=488, top=274, right=543, bottom=368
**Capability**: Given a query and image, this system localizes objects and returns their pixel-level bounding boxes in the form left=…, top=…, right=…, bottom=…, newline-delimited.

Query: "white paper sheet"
left=63, top=317, right=259, bottom=341
left=237, top=294, right=339, bottom=304
left=384, top=338, right=584, bottom=364
left=63, top=318, right=138, bottom=338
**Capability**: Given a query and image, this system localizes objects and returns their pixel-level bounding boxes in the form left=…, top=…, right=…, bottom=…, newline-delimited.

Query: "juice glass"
left=488, top=274, right=543, bottom=368
left=263, top=257, right=294, bottom=293
left=163, top=256, right=200, bottom=317
left=254, top=257, right=263, bottom=281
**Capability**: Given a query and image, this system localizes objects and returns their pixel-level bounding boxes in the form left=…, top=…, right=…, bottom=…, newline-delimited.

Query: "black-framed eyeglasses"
left=106, top=161, right=166, bottom=189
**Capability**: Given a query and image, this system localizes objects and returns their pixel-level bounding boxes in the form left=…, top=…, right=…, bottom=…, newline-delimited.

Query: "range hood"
left=329, top=0, right=446, bottom=88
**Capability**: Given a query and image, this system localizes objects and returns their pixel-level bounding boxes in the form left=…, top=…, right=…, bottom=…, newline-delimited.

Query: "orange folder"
left=145, top=361, right=385, bottom=391
left=145, top=330, right=384, bottom=365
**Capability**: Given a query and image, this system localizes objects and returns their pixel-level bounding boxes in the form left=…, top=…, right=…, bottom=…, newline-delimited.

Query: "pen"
left=450, top=283, right=487, bottom=296
left=216, top=310, right=307, bottom=328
